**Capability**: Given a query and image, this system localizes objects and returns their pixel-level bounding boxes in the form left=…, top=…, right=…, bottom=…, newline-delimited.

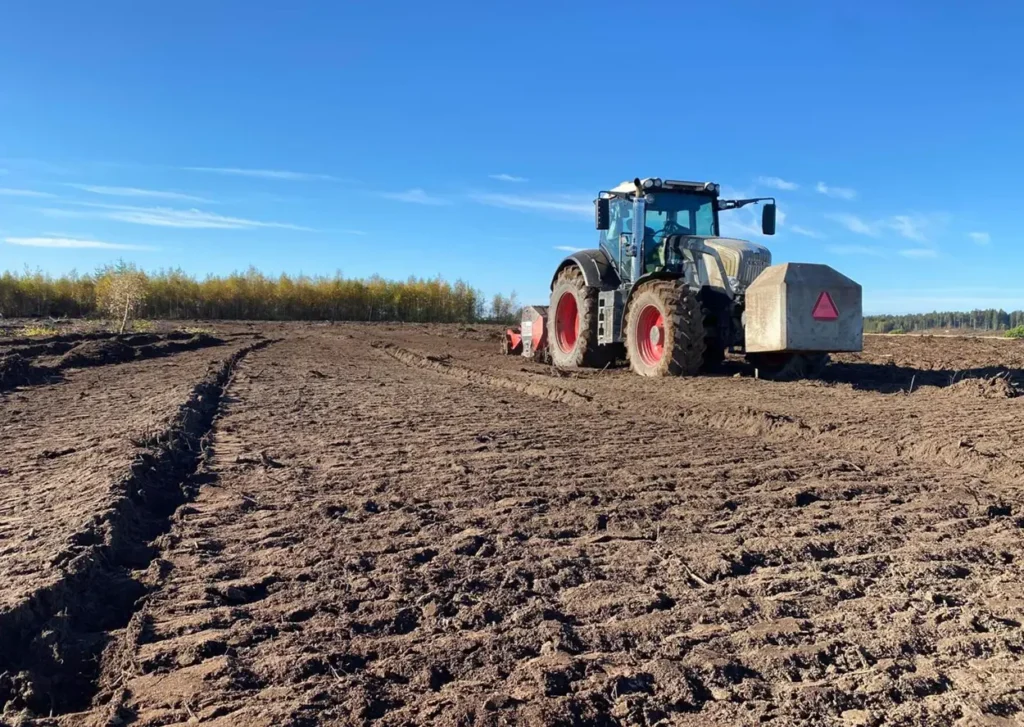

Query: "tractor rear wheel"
left=626, top=280, right=705, bottom=377
left=548, top=266, right=603, bottom=368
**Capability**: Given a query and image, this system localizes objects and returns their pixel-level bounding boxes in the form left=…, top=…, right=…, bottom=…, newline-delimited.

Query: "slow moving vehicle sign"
left=812, top=291, right=840, bottom=321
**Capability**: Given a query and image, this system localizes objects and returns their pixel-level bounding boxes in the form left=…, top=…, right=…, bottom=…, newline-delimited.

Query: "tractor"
left=504, top=177, right=863, bottom=377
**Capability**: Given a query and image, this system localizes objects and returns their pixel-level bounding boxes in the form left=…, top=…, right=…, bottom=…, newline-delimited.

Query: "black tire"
left=625, top=279, right=705, bottom=377
left=547, top=266, right=603, bottom=368
left=700, top=304, right=725, bottom=372
left=698, top=288, right=730, bottom=372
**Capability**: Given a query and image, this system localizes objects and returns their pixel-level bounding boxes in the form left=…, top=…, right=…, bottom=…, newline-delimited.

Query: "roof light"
left=642, top=178, right=655, bottom=189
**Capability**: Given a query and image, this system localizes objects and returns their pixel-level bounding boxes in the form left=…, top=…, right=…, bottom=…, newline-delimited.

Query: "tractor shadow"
left=534, top=357, right=1022, bottom=396
left=819, top=362, right=1024, bottom=395
left=711, top=357, right=1024, bottom=395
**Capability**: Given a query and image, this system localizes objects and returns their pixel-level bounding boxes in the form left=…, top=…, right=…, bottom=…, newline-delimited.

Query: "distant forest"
left=0, top=265, right=519, bottom=323
left=864, top=310, right=1024, bottom=334
left=1, top=265, right=1022, bottom=333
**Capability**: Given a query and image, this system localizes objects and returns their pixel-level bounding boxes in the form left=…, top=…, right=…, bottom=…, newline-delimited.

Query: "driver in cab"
left=643, top=207, right=691, bottom=273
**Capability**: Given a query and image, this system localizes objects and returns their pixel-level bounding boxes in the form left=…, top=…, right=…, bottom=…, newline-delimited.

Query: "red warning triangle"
left=812, top=291, right=840, bottom=321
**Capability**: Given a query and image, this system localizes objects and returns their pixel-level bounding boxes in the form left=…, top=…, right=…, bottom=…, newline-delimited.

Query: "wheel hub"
left=635, top=304, right=665, bottom=367
left=555, top=291, right=580, bottom=354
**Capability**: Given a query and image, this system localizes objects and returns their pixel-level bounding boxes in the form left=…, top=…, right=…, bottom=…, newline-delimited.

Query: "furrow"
left=0, top=338, right=275, bottom=717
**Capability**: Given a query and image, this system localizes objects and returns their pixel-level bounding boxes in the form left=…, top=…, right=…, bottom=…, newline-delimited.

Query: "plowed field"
left=1, top=325, right=1021, bottom=727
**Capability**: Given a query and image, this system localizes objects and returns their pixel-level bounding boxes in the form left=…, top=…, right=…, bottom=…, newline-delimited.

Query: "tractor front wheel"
left=626, top=280, right=705, bottom=377
left=699, top=288, right=730, bottom=372
left=548, top=266, right=603, bottom=368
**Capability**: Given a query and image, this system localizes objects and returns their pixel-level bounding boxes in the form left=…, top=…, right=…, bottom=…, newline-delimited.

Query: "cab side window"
left=599, top=199, right=633, bottom=268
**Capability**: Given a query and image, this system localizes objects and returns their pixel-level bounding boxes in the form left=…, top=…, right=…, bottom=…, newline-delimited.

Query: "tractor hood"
left=700, top=237, right=772, bottom=289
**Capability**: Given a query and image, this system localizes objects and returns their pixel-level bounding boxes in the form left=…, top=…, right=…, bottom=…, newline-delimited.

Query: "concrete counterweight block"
left=745, top=263, right=863, bottom=353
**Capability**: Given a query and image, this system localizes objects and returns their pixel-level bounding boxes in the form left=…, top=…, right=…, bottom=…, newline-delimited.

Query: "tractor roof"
left=609, top=178, right=720, bottom=195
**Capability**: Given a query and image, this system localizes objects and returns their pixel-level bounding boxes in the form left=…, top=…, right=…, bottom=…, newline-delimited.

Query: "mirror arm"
left=716, top=196, right=775, bottom=211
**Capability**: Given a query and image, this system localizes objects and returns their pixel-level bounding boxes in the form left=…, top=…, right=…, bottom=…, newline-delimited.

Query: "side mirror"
left=595, top=198, right=610, bottom=230
left=762, top=203, right=777, bottom=236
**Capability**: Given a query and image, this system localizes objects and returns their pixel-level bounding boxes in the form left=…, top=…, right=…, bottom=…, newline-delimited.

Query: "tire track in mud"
left=0, top=338, right=275, bottom=717
left=378, top=342, right=1024, bottom=485
left=373, top=341, right=595, bottom=406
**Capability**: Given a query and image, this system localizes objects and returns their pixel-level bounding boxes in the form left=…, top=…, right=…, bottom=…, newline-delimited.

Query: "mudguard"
left=550, top=249, right=621, bottom=291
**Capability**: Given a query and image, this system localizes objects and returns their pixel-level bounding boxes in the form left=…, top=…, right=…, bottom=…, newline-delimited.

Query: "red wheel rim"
left=636, top=304, right=665, bottom=366
left=555, top=291, right=579, bottom=353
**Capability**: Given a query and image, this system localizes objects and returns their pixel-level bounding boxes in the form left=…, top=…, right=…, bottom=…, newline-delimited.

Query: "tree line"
left=5, top=264, right=1019, bottom=333
left=0, top=264, right=520, bottom=323
left=864, top=309, right=1024, bottom=334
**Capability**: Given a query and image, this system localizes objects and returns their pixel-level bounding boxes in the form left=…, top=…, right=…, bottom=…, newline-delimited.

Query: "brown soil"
left=0, top=354, right=32, bottom=390
left=945, top=375, right=1021, bottom=400
left=0, top=324, right=1022, bottom=726
left=58, top=340, right=137, bottom=368
left=0, top=332, right=229, bottom=395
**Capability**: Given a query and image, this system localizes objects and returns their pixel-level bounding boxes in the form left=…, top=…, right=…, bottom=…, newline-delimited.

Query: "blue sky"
left=1, top=1, right=1021, bottom=314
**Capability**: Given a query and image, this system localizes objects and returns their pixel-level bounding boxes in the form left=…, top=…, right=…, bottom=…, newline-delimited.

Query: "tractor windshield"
left=644, top=192, right=717, bottom=239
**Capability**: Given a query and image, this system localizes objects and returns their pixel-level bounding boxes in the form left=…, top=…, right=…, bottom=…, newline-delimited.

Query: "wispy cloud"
left=490, top=174, right=528, bottom=183
left=968, top=231, right=991, bottom=245
left=41, top=202, right=313, bottom=231
left=554, top=245, right=585, bottom=252
left=379, top=188, right=451, bottom=206
left=0, top=187, right=56, bottom=198
left=889, top=215, right=928, bottom=242
left=816, top=181, right=857, bottom=200
left=826, top=213, right=879, bottom=236
left=471, top=192, right=591, bottom=217
left=757, top=176, right=798, bottom=191
left=66, top=184, right=213, bottom=203
left=827, top=244, right=885, bottom=257
left=720, top=218, right=767, bottom=240
left=4, top=236, right=155, bottom=251
left=900, top=248, right=939, bottom=259
left=828, top=212, right=946, bottom=242
left=790, top=225, right=824, bottom=239
left=0, top=158, right=73, bottom=176
left=182, top=166, right=337, bottom=182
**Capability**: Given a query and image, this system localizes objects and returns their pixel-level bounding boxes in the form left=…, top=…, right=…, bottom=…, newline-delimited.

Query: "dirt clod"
left=59, top=339, right=135, bottom=368
left=946, top=374, right=1021, bottom=399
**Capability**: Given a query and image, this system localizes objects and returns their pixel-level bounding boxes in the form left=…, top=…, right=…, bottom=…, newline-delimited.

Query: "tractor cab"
left=594, top=178, right=776, bottom=295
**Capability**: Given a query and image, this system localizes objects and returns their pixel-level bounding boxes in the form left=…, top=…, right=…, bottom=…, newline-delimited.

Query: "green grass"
left=20, top=325, right=58, bottom=337
left=1005, top=325, right=1024, bottom=339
